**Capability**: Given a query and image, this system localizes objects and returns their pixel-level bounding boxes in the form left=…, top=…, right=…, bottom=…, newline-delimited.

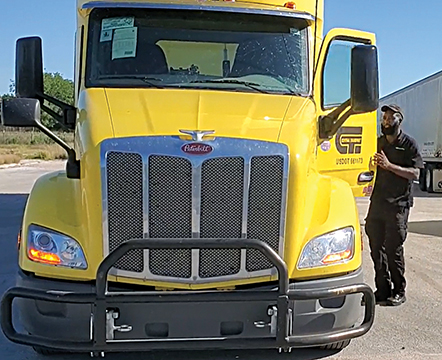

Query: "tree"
left=41, top=72, right=75, bottom=129
left=0, top=81, right=15, bottom=101
left=1, top=72, right=74, bottom=129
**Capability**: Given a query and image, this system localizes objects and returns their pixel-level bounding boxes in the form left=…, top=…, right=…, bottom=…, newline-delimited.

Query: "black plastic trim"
left=1, top=238, right=375, bottom=352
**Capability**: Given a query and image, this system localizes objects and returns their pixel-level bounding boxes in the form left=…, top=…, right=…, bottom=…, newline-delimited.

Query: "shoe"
left=387, top=293, right=406, bottom=306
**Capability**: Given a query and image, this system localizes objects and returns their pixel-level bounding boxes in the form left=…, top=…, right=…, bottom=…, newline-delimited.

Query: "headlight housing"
left=297, top=227, right=355, bottom=269
left=27, top=225, right=88, bottom=269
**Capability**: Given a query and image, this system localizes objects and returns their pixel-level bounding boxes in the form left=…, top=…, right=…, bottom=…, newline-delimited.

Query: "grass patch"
left=0, top=131, right=74, bottom=164
left=0, top=154, right=21, bottom=165
left=0, top=130, right=74, bottom=146
left=26, top=145, right=68, bottom=160
left=0, top=144, right=68, bottom=162
left=0, top=130, right=74, bottom=165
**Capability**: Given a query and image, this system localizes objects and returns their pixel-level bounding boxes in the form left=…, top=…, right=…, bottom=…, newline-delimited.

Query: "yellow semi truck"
left=1, top=0, right=379, bottom=356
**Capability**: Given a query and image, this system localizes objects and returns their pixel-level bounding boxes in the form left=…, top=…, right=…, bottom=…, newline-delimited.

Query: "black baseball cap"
left=381, top=104, right=404, bottom=120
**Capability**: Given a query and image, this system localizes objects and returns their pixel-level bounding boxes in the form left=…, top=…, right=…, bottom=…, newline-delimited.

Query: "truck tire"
left=32, top=346, right=60, bottom=356
left=319, top=339, right=351, bottom=350
left=29, top=333, right=65, bottom=356
left=426, top=165, right=434, bottom=193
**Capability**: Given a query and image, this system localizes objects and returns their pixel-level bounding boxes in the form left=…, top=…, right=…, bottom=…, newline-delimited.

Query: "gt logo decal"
left=336, top=127, right=363, bottom=155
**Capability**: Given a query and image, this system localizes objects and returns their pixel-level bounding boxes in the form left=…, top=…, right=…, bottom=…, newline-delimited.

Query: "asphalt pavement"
left=1, top=161, right=442, bottom=359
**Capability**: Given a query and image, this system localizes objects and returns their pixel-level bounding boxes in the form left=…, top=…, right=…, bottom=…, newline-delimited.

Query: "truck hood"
left=104, top=88, right=308, bottom=142
left=59, top=87, right=320, bottom=289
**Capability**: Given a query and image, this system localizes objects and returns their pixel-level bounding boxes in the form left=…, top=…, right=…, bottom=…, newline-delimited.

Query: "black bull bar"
left=1, top=239, right=375, bottom=353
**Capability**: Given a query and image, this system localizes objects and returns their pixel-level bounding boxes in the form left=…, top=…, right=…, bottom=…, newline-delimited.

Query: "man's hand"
left=373, top=150, right=419, bottom=180
left=373, top=151, right=391, bottom=170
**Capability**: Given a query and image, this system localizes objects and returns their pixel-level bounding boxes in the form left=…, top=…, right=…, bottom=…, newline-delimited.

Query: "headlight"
left=297, top=227, right=355, bottom=269
left=27, top=225, right=88, bottom=269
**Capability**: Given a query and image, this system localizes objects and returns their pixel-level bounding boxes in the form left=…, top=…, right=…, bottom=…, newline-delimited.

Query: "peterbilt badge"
left=181, top=143, right=213, bottom=155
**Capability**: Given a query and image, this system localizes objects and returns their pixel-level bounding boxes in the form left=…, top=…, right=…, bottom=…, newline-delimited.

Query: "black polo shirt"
left=370, top=131, right=424, bottom=208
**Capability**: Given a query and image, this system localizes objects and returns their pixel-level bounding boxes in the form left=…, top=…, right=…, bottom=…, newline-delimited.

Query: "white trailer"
left=379, top=70, right=442, bottom=193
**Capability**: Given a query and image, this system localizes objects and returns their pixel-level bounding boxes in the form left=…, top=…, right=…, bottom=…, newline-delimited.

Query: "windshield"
left=86, top=8, right=310, bottom=95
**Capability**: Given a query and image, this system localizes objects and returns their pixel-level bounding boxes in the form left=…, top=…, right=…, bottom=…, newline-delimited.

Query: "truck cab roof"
left=77, top=0, right=321, bottom=21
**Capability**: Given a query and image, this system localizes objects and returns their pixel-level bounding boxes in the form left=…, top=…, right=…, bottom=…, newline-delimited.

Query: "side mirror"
left=351, top=45, right=379, bottom=113
left=13, top=36, right=77, bottom=130
left=1, top=98, right=40, bottom=127
left=6, top=37, right=80, bottom=179
left=15, top=37, right=44, bottom=99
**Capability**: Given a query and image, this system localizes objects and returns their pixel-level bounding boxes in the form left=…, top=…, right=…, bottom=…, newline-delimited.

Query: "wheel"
left=319, top=339, right=351, bottom=350
left=426, top=166, right=434, bottom=193
left=29, top=333, right=63, bottom=356
left=32, top=346, right=60, bottom=356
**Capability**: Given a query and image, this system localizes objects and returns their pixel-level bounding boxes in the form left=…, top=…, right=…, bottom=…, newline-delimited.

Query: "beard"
left=381, top=123, right=399, bottom=136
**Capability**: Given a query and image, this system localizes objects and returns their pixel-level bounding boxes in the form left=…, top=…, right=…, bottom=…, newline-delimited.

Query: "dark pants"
left=364, top=202, right=409, bottom=299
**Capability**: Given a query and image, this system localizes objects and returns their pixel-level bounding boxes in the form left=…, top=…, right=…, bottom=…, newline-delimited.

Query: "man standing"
left=365, top=104, right=423, bottom=306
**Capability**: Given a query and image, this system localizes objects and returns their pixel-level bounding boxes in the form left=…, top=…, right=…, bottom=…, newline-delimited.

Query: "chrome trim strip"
left=82, top=1, right=315, bottom=21
left=101, top=149, right=146, bottom=277
left=240, top=249, right=247, bottom=271
left=279, top=154, right=290, bottom=262
left=192, top=162, right=202, bottom=279
left=239, top=158, right=250, bottom=275
left=143, top=159, right=150, bottom=274
left=107, top=337, right=226, bottom=343
left=100, top=136, right=289, bottom=284
left=192, top=164, right=202, bottom=239
left=143, top=159, right=150, bottom=239
left=102, top=267, right=278, bottom=284
left=191, top=249, right=199, bottom=281
left=101, top=151, right=110, bottom=259
left=241, top=160, right=250, bottom=239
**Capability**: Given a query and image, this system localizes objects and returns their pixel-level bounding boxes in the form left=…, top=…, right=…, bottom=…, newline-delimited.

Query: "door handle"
left=358, top=171, right=374, bottom=183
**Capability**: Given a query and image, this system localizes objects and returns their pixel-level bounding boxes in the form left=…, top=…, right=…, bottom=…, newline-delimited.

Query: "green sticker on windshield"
left=102, top=16, right=134, bottom=31
left=101, top=16, right=135, bottom=42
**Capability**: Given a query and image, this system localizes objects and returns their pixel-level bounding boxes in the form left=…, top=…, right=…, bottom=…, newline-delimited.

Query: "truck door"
left=315, top=29, right=378, bottom=198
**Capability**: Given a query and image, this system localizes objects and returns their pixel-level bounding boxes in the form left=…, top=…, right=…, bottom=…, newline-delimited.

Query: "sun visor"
left=81, top=1, right=315, bottom=27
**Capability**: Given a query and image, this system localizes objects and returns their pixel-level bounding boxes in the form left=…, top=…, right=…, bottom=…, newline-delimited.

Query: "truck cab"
left=1, top=0, right=379, bottom=356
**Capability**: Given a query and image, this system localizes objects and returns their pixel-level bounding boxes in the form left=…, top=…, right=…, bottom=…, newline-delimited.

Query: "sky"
left=0, top=0, right=441, bottom=98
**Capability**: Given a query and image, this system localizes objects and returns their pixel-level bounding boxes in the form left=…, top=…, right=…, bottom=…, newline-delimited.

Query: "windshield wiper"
left=270, top=76, right=305, bottom=96
left=97, top=75, right=164, bottom=88
left=190, top=79, right=270, bottom=94
left=190, top=79, right=304, bottom=95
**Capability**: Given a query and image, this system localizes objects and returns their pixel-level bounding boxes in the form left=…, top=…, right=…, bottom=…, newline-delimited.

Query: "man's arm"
left=374, top=151, right=419, bottom=180
left=386, top=162, right=419, bottom=180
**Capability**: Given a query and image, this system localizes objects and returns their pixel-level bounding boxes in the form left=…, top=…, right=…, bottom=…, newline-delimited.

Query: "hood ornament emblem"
left=179, top=130, right=215, bottom=142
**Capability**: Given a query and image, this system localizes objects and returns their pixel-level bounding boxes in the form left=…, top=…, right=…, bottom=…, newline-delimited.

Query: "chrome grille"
left=246, top=156, right=284, bottom=272
left=148, top=156, right=192, bottom=278
left=102, top=137, right=288, bottom=284
left=199, top=158, right=244, bottom=278
left=106, top=152, right=144, bottom=273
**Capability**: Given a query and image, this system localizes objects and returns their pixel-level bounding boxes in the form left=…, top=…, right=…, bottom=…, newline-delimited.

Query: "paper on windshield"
left=112, top=27, right=138, bottom=60
left=100, top=16, right=135, bottom=42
